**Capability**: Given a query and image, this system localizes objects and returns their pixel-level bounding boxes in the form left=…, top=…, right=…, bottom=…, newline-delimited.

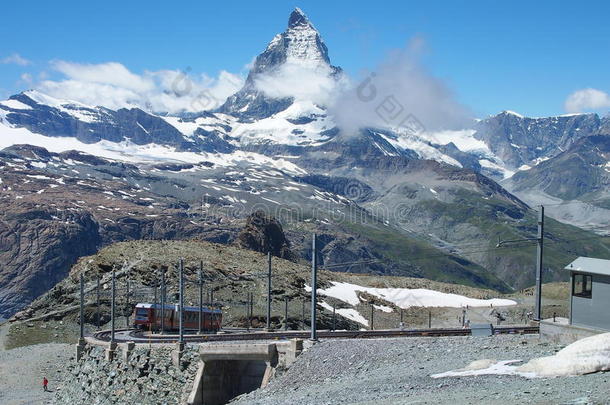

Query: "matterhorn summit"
left=260, top=7, right=337, bottom=70
left=219, top=8, right=342, bottom=120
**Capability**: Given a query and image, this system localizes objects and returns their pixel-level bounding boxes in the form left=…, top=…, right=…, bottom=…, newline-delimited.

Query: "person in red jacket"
left=43, top=377, right=48, bottom=392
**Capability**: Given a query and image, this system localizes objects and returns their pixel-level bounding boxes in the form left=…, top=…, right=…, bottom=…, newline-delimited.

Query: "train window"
left=573, top=273, right=592, bottom=298
left=136, top=308, right=148, bottom=317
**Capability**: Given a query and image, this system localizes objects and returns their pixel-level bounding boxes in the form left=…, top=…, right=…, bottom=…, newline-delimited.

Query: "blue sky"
left=1, top=0, right=609, bottom=117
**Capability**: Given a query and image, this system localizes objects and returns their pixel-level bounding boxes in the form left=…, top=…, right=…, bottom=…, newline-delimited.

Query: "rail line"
left=92, top=325, right=538, bottom=344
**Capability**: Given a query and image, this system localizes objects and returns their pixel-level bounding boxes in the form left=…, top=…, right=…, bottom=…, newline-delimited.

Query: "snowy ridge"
left=493, top=109, right=594, bottom=120
left=0, top=80, right=591, bottom=182
left=0, top=118, right=307, bottom=175
left=21, top=90, right=114, bottom=124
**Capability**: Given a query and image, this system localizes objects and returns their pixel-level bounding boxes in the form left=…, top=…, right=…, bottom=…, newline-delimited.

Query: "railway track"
left=92, top=325, right=538, bottom=344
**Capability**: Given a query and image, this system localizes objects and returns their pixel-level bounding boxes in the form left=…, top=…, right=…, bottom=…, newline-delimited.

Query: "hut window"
left=573, top=273, right=592, bottom=298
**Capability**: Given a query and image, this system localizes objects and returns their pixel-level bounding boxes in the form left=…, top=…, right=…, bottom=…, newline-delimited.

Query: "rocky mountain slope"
left=0, top=142, right=514, bottom=319
left=0, top=8, right=609, bottom=319
left=504, top=134, right=610, bottom=230
left=473, top=111, right=605, bottom=172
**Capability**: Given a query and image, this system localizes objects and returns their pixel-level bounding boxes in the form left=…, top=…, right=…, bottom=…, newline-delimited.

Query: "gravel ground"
left=230, top=335, right=610, bottom=405
left=0, top=324, right=72, bottom=405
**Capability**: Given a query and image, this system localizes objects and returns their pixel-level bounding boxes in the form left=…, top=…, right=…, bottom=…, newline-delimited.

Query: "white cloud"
left=0, top=53, right=31, bottom=66
left=19, top=73, right=33, bottom=85
left=34, top=61, right=244, bottom=114
left=564, top=88, right=610, bottom=113
left=254, top=62, right=346, bottom=106
left=328, top=40, right=473, bottom=134
left=51, top=61, right=153, bottom=93
left=250, top=37, right=472, bottom=134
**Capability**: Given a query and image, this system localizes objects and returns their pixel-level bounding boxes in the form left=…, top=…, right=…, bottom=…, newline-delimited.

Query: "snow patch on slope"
left=232, top=100, right=332, bottom=146
left=427, top=129, right=490, bottom=154
left=309, top=281, right=516, bottom=309
left=0, top=99, right=32, bottom=110
left=319, top=301, right=368, bottom=327
left=377, top=132, right=462, bottom=167
left=479, top=159, right=515, bottom=179
left=433, top=332, right=610, bottom=379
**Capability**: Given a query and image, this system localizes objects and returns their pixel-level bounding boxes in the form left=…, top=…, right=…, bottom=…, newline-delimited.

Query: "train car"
left=133, top=303, right=222, bottom=332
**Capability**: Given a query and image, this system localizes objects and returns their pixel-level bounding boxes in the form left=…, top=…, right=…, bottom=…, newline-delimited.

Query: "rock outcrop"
left=234, top=211, right=298, bottom=261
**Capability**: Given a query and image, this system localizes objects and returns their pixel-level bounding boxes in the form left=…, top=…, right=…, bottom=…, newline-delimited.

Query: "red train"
left=133, top=303, right=222, bottom=332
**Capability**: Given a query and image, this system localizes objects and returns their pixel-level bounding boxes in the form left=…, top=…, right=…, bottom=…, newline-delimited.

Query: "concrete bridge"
left=187, top=339, right=304, bottom=405
left=81, top=335, right=306, bottom=405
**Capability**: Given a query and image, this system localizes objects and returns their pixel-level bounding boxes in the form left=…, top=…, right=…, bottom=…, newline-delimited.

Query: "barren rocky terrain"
left=231, top=335, right=610, bottom=405
left=0, top=324, right=72, bottom=405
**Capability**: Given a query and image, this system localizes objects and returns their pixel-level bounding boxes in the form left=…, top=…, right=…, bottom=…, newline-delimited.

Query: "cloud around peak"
left=34, top=60, right=244, bottom=114
left=253, top=62, right=346, bottom=106
left=327, top=40, right=474, bottom=134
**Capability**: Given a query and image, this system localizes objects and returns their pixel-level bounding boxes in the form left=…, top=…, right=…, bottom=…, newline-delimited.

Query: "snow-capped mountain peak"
left=288, top=7, right=310, bottom=28
left=283, top=8, right=330, bottom=67
left=1, top=8, right=605, bottom=187
left=500, top=110, right=524, bottom=118
left=219, top=8, right=341, bottom=120
left=249, top=7, right=336, bottom=75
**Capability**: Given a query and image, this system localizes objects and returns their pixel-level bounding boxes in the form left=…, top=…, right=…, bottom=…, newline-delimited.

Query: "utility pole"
left=153, top=277, right=158, bottom=308
left=111, top=266, right=116, bottom=344
left=400, top=308, right=404, bottom=327
left=153, top=276, right=158, bottom=331
left=462, top=307, right=466, bottom=327
left=79, top=273, right=84, bottom=340
left=428, top=310, right=431, bottom=328
left=266, top=251, right=272, bottom=331
left=160, top=269, right=166, bottom=334
left=370, top=304, right=374, bottom=331
left=302, top=300, right=306, bottom=330
left=198, top=262, right=204, bottom=335
left=284, top=297, right=289, bottom=331
left=310, top=233, right=318, bottom=341
left=496, top=205, right=545, bottom=322
left=96, top=275, right=100, bottom=330
left=249, top=292, right=253, bottom=330
left=179, top=258, right=184, bottom=345
left=332, top=304, right=336, bottom=331
left=125, top=278, right=130, bottom=328
left=535, top=206, right=544, bottom=321
left=245, top=292, right=250, bottom=331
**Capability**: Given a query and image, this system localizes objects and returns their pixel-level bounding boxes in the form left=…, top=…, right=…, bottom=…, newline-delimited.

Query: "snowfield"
left=305, top=281, right=516, bottom=326
left=0, top=119, right=308, bottom=175
left=309, top=281, right=516, bottom=309
left=0, top=99, right=32, bottom=110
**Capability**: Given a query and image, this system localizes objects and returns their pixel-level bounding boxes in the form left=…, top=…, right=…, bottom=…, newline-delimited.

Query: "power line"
left=537, top=198, right=610, bottom=207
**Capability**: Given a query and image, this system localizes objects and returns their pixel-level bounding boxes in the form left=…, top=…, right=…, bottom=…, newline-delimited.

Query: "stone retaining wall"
left=54, top=344, right=199, bottom=405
